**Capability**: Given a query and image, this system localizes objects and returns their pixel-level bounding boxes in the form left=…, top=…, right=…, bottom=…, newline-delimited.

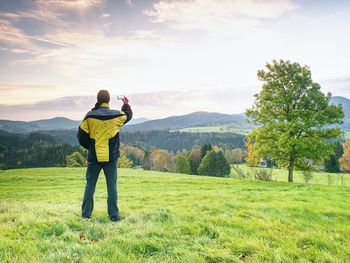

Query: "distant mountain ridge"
left=123, top=111, right=248, bottom=132
left=0, top=117, right=79, bottom=133
left=0, top=117, right=150, bottom=133
left=1, top=96, right=350, bottom=133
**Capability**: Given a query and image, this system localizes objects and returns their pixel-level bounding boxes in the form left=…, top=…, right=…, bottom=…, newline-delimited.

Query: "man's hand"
left=122, top=96, right=129, bottom=105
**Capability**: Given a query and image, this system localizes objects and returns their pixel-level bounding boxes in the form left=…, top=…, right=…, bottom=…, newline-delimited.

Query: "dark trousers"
left=82, top=160, right=119, bottom=218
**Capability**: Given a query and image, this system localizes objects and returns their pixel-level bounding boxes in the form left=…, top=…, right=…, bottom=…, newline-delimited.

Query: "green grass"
left=0, top=168, right=350, bottom=262
left=232, top=164, right=350, bottom=186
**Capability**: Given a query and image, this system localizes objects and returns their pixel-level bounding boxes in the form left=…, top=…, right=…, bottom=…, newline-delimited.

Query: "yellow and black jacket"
left=77, top=103, right=132, bottom=162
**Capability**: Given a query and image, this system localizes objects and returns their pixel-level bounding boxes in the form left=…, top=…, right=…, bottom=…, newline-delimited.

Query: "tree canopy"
left=198, top=150, right=231, bottom=177
left=246, top=60, right=344, bottom=182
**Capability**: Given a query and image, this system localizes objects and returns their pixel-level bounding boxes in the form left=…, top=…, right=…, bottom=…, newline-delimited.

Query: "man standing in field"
left=77, top=90, right=132, bottom=221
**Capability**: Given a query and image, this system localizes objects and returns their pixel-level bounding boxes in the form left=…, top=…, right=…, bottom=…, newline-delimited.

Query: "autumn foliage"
left=339, top=140, right=350, bottom=172
left=245, top=139, right=259, bottom=167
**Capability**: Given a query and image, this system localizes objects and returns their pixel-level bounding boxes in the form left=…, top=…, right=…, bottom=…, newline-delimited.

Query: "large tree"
left=246, top=60, right=344, bottom=182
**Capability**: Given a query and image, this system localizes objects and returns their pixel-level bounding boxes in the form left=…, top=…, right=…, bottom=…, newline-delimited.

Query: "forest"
left=0, top=129, right=245, bottom=170
left=0, top=130, right=83, bottom=169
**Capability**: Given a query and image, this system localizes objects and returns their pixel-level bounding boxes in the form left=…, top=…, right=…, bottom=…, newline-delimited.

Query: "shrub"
left=302, top=170, right=313, bottom=184
left=232, top=165, right=251, bottom=180
left=327, top=174, right=335, bottom=185
left=65, top=152, right=86, bottom=167
left=118, top=151, right=133, bottom=168
left=121, top=145, right=145, bottom=166
left=198, top=150, right=231, bottom=177
left=224, top=148, right=245, bottom=164
left=142, top=151, right=151, bottom=170
left=253, top=168, right=272, bottom=181
left=149, top=149, right=174, bottom=172
left=175, top=156, right=191, bottom=174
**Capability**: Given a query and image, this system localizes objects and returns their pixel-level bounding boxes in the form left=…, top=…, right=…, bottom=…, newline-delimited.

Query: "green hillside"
left=0, top=168, right=350, bottom=262
left=178, top=125, right=250, bottom=134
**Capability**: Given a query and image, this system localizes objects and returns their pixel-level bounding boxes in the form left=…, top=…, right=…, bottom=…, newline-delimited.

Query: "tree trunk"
left=288, top=159, right=294, bottom=182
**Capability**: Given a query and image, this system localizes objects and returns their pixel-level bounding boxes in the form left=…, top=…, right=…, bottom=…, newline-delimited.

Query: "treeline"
left=0, top=128, right=246, bottom=170
left=118, top=144, right=245, bottom=176
left=0, top=130, right=84, bottom=169
left=36, top=129, right=246, bottom=153
left=147, top=145, right=239, bottom=176
left=120, top=131, right=245, bottom=152
left=1, top=127, right=347, bottom=176
left=63, top=143, right=244, bottom=177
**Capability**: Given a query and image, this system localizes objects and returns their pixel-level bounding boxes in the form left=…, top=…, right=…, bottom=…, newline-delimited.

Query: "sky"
left=0, top=0, right=349, bottom=121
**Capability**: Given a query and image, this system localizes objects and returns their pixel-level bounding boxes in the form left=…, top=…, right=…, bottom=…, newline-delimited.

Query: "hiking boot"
left=110, top=214, right=122, bottom=222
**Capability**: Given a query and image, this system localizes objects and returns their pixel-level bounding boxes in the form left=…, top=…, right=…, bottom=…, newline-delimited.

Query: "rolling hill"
left=122, top=95, right=350, bottom=133
left=0, top=117, right=79, bottom=133
left=123, top=111, right=249, bottom=132
left=0, top=117, right=148, bottom=133
left=1, top=96, right=350, bottom=133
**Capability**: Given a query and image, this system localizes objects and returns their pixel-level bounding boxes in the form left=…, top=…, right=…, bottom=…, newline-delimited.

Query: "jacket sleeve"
left=121, top=103, right=133, bottom=125
left=77, top=117, right=90, bottom=149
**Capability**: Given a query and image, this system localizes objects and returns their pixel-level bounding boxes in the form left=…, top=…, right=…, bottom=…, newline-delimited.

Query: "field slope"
left=0, top=168, right=350, bottom=262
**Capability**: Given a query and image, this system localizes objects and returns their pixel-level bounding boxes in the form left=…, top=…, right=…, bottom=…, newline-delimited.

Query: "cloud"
left=126, top=0, right=134, bottom=7
left=9, top=48, right=30, bottom=54
left=0, top=0, right=104, bottom=46
left=7, top=27, right=164, bottom=88
left=100, top=13, right=111, bottom=19
left=102, top=22, right=112, bottom=29
left=144, top=0, right=298, bottom=33
left=0, top=0, right=92, bottom=50
left=2, top=31, right=75, bottom=48
left=1, top=0, right=348, bottom=118
left=36, top=0, right=102, bottom=11
left=320, top=76, right=350, bottom=97
left=0, top=88, right=255, bottom=121
left=0, top=83, right=84, bottom=105
left=0, top=19, right=34, bottom=49
left=0, top=9, right=65, bottom=23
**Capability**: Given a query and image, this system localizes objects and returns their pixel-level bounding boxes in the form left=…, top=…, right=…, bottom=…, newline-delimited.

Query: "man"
left=77, top=90, right=132, bottom=221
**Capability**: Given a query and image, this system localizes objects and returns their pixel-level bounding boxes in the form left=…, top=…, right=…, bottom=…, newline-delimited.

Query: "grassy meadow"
left=0, top=168, right=350, bottom=262
left=231, top=164, right=350, bottom=187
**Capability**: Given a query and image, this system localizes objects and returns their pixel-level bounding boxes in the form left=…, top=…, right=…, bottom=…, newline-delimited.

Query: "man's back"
left=79, top=103, right=130, bottom=162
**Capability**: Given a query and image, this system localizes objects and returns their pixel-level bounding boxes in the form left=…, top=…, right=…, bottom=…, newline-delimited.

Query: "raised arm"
left=121, top=97, right=133, bottom=125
